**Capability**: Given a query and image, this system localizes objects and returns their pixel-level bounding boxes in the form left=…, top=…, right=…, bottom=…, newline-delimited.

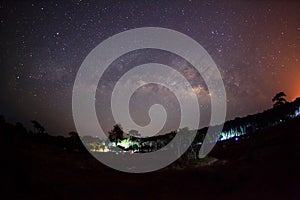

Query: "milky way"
left=0, top=0, right=299, bottom=135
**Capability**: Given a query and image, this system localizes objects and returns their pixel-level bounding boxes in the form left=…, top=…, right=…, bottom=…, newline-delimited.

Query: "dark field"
left=1, top=118, right=300, bottom=200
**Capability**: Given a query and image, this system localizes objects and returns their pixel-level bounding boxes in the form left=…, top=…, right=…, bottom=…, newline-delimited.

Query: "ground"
left=1, top=118, right=300, bottom=199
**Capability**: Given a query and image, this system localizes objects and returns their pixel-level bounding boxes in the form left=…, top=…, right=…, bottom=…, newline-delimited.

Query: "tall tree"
left=31, top=120, right=46, bottom=135
left=272, top=92, right=288, bottom=107
left=108, top=124, right=124, bottom=146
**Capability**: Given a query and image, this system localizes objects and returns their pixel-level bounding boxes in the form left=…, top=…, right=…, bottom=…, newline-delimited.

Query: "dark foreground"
left=1, top=118, right=300, bottom=200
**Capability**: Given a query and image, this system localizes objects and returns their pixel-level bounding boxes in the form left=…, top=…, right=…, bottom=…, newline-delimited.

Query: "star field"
left=0, top=0, right=299, bottom=135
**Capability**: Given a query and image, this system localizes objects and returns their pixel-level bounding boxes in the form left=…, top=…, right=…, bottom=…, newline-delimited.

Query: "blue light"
left=295, top=107, right=300, bottom=117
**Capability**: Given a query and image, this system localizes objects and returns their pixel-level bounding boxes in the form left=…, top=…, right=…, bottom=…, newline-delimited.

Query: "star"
left=0, top=0, right=299, bottom=136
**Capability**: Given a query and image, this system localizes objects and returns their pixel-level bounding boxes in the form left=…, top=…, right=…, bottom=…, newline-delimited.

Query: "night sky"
left=0, top=0, right=299, bottom=136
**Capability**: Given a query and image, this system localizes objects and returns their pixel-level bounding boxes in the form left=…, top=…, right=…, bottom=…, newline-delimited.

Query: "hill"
left=0, top=100, right=300, bottom=199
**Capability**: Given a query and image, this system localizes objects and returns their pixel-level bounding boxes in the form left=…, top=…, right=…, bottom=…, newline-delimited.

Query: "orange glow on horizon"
left=277, top=49, right=300, bottom=101
left=281, top=64, right=300, bottom=101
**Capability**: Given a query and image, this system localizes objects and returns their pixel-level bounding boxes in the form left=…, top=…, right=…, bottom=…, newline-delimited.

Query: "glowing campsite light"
left=295, top=107, right=300, bottom=117
left=117, top=138, right=139, bottom=149
left=218, top=126, right=246, bottom=141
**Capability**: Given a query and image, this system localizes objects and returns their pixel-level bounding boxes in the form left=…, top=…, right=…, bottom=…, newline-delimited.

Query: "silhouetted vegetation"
left=1, top=96, right=300, bottom=199
left=108, top=124, right=124, bottom=145
left=272, top=91, right=288, bottom=107
left=87, top=96, right=300, bottom=161
left=31, top=120, right=46, bottom=135
left=2, top=96, right=299, bottom=162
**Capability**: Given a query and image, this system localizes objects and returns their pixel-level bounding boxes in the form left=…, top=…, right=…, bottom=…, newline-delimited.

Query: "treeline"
left=0, top=116, right=86, bottom=153
left=1, top=96, right=299, bottom=157
left=121, top=97, right=300, bottom=156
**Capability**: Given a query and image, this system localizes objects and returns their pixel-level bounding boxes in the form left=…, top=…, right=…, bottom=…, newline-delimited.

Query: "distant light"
left=235, top=137, right=239, bottom=141
left=295, top=107, right=300, bottom=117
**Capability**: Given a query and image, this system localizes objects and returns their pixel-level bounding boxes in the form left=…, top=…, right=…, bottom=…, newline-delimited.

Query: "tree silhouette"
left=69, top=131, right=80, bottom=139
left=31, top=120, right=46, bottom=135
left=108, top=124, right=124, bottom=146
left=272, top=92, right=288, bottom=107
